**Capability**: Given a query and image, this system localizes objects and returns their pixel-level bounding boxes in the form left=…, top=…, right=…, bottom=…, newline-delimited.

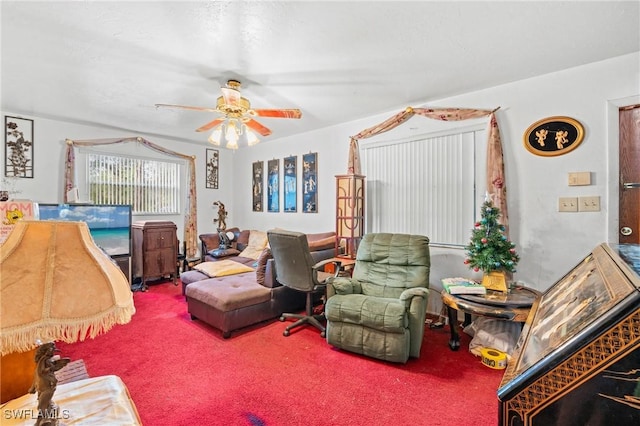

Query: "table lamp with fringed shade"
left=0, top=220, right=135, bottom=408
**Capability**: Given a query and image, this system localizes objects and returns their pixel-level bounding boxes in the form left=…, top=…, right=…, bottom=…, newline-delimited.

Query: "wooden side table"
left=324, top=256, right=356, bottom=276
left=441, top=285, right=540, bottom=351
left=185, top=256, right=202, bottom=271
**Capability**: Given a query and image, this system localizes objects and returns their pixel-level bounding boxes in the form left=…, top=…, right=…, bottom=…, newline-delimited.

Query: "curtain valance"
left=348, top=106, right=509, bottom=235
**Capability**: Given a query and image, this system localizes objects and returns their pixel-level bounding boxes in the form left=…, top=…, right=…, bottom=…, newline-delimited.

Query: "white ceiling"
left=2, top=1, right=639, bottom=147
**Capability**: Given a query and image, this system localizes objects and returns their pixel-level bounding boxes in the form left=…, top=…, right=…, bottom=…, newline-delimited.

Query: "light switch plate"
left=578, top=196, right=600, bottom=212
left=558, top=197, right=578, bottom=212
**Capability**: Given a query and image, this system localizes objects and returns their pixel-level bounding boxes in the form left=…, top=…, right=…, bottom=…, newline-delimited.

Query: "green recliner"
left=325, top=233, right=430, bottom=363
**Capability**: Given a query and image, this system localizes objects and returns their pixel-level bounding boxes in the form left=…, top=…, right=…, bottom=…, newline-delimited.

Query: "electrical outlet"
left=558, top=197, right=578, bottom=212
left=578, top=196, right=601, bottom=212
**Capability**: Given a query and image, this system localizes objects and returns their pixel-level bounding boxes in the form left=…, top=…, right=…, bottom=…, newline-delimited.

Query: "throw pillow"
left=208, top=248, right=241, bottom=258
left=194, top=260, right=254, bottom=278
left=239, top=230, right=268, bottom=260
left=199, top=234, right=219, bottom=251
left=255, top=248, right=272, bottom=286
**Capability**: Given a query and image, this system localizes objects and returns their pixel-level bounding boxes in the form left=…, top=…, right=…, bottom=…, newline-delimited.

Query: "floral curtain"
left=348, top=106, right=509, bottom=236
left=64, top=137, right=198, bottom=257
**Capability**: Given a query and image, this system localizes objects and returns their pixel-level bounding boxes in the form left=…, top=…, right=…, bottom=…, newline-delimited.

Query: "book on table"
left=442, top=277, right=487, bottom=295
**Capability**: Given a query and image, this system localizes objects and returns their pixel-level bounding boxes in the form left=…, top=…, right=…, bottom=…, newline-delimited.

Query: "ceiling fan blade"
left=245, top=118, right=272, bottom=136
left=195, top=118, right=225, bottom=132
left=251, top=109, right=302, bottom=119
left=155, top=103, right=218, bottom=113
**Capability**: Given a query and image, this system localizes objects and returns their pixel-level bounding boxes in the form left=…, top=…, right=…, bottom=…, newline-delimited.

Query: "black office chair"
left=267, top=229, right=340, bottom=337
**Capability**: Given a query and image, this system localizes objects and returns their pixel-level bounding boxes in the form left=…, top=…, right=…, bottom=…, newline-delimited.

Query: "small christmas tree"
left=464, top=198, right=519, bottom=274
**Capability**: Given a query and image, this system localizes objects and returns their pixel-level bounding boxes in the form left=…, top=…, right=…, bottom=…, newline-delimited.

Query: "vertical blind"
left=87, top=153, right=181, bottom=214
left=361, top=128, right=484, bottom=246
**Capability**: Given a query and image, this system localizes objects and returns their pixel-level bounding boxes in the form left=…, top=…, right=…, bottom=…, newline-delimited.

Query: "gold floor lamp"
left=335, top=174, right=365, bottom=258
left=0, top=220, right=135, bottom=425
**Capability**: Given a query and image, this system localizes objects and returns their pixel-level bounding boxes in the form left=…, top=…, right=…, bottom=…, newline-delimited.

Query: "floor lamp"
left=335, top=174, right=365, bottom=258
left=0, top=221, right=135, bottom=424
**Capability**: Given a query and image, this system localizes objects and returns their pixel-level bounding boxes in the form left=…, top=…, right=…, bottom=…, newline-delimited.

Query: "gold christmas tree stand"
left=482, top=271, right=508, bottom=293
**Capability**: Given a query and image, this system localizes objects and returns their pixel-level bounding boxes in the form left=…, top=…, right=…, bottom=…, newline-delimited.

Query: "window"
left=361, top=125, right=486, bottom=247
left=87, top=153, right=181, bottom=215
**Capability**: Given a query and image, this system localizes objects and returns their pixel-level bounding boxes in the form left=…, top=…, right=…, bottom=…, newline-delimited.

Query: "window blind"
left=361, top=128, right=485, bottom=246
left=87, top=153, right=181, bottom=215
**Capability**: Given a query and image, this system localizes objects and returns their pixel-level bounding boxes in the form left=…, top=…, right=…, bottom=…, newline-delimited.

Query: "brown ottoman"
left=185, top=272, right=274, bottom=338
left=180, top=270, right=209, bottom=295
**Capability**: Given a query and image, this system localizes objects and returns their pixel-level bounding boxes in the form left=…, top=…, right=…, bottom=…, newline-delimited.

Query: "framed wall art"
left=205, top=148, right=219, bottom=189
left=302, top=152, right=318, bottom=213
left=252, top=161, right=264, bottom=212
left=523, top=116, right=585, bottom=157
left=267, top=158, right=280, bottom=212
left=283, top=155, right=297, bottom=212
left=5, top=116, right=34, bottom=178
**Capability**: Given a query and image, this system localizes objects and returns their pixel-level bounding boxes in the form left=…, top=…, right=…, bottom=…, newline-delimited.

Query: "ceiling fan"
left=155, top=79, right=302, bottom=146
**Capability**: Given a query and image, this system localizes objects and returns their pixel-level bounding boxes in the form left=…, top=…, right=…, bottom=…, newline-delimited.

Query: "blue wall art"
left=267, top=158, right=279, bottom=212
left=283, top=155, right=297, bottom=212
left=302, top=152, right=318, bottom=213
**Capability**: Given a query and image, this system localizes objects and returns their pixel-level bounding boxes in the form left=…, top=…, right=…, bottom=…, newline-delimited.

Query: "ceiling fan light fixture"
left=156, top=79, right=299, bottom=147
left=208, top=119, right=259, bottom=149
left=247, top=130, right=260, bottom=146
left=226, top=139, right=239, bottom=150
left=238, top=122, right=249, bottom=146
left=208, top=128, right=221, bottom=146
left=225, top=119, right=242, bottom=150
left=219, top=122, right=230, bottom=147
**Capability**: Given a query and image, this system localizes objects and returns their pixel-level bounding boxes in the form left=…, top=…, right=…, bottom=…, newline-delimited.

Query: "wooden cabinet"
left=132, top=220, right=177, bottom=290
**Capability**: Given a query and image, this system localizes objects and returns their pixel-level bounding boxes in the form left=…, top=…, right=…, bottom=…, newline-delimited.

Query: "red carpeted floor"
left=58, top=281, right=504, bottom=426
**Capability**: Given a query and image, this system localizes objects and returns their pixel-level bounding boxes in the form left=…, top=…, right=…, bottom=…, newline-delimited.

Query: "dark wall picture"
left=284, top=155, right=297, bottom=212
left=267, top=159, right=280, bottom=212
left=302, top=152, right=318, bottom=213
left=252, top=161, right=264, bottom=212
left=4, top=116, right=34, bottom=178
left=206, top=149, right=219, bottom=189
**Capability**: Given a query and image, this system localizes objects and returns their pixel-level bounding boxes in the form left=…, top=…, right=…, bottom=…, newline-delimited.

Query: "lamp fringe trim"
left=0, top=304, right=135, bottom=356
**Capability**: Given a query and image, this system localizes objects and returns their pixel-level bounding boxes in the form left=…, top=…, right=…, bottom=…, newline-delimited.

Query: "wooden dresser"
left=132, top=220, right=177, bottom=290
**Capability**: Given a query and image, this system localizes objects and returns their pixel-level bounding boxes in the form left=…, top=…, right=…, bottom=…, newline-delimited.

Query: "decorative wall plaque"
left=523, top=116, right=584, bottom=157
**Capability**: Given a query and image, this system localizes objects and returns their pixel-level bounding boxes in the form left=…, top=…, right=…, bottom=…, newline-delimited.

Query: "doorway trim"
left=606, top=95, right=640, bottom=243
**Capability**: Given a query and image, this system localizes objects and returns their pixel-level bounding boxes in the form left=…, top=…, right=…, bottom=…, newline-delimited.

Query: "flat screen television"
left=37, top=204, right=132, bottom=257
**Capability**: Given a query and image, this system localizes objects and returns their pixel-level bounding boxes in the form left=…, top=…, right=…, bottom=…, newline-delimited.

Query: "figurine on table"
left=28, top=342, right=71, bottom=426
left=213, top=200, right=227, bottom=231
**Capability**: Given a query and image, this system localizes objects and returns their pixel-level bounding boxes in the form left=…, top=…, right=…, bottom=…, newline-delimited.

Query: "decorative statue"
left=213, top=200, right=227, bottom=231
left=28, top=342, right=70, bottom=426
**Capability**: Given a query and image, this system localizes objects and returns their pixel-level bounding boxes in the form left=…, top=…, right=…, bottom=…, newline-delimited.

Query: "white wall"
left=231, top=52, right=640, bottom=298
left=2, top=53, right=639, bottom=303
left=0, top=115, right=236, bottom=244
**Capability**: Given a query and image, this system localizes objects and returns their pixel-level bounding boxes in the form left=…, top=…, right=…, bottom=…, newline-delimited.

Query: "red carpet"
left=58, top=282, right=503, bottom=426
